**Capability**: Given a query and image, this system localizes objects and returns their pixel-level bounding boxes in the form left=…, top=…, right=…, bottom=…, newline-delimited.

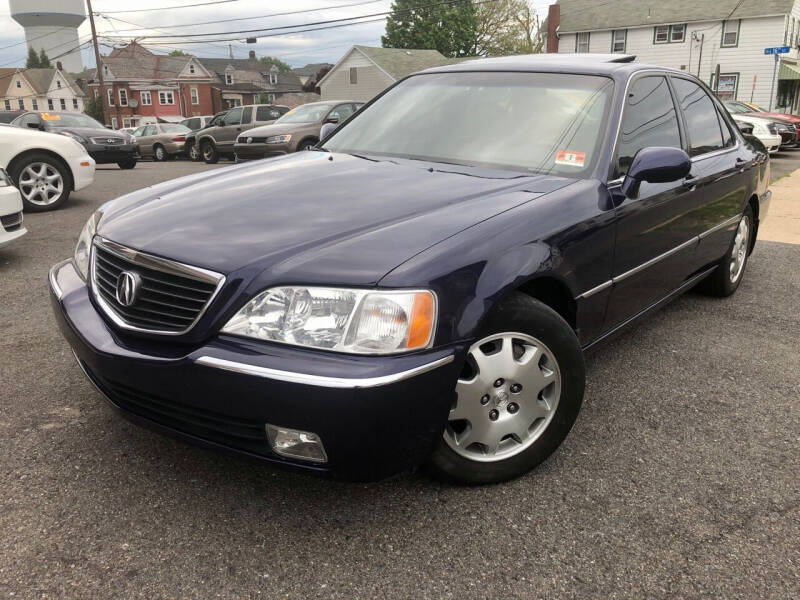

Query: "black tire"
left=427, top=292, right=585, bottom=485
left=697, top=206, right=754, bottom=297
left=117, top=159, right=137, bottom=170
left=201, top=140, right=219, bottom=164
left=296, top=138, right=317, bottom=152
left=153, top=144, right=167, bottom=162
left=8, top=152, right=72, bottom=212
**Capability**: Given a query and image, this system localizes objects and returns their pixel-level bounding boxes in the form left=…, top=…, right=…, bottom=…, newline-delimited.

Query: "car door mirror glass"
left=320, top=122, right=338, bottom=140
left=621, top=146, right=691, bottom=198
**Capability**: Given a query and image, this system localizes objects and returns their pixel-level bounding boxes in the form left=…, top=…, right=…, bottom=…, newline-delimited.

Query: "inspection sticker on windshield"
left=555, top=150, right=585, bottom=168
left=41, top=113, right=61, bottom=121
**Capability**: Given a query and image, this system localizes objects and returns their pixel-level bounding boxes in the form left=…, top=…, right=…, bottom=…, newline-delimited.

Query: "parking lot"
left=1, top=155, right=799, bottom=598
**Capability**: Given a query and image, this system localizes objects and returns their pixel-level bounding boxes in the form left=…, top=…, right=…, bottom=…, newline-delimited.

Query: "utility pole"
left=86, top=0, right=107, bottom=126
left=769, top=53, right=779, bottom=111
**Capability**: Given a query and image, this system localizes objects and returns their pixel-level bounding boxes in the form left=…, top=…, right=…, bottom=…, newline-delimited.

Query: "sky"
left=0, top=0, right=553, bottom=70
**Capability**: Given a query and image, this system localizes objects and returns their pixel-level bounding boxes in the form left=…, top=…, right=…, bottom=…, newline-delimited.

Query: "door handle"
left=735, top=158, right=748, bottom=172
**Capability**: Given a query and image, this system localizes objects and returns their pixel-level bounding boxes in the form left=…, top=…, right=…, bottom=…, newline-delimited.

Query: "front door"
left=604, top=75, right=698, bottom=331
left=136, top=125, right=158, bottom=157
left=216, top=107, right=244, bottom=150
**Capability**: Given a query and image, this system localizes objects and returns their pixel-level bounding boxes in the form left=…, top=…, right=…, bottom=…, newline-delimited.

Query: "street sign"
left=764, top=46, right=790, bottom=55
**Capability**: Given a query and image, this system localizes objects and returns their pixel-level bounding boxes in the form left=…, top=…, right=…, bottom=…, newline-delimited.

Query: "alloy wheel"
left=17, top=162, right=63, bottom=206
left=444, top=332, right=562, bottom=462
left=729, top=215, right=750, bottom=284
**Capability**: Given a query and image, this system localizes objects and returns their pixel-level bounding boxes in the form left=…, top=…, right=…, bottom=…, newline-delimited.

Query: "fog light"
left=266, top=424, right=328, bottom=463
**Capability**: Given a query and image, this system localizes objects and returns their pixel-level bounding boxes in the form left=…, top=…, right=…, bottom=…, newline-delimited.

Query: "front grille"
left=91, top=137, right=124, bottom=145
left=80, top=360, right=268, bottom=453
left=0, top=211, right=23, bottom=232
left=245, top=137, right=267, bottom=143
left=91, top=237, right=224, bottom=335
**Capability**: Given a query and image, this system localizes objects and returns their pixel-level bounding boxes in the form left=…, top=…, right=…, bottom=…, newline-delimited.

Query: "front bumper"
left=0, top=185, right=27, bottom=248
left=49, top=259, right=462, bottom=481
left=234, top=142, right=289, bottom=161
left=65, top=154, right=95, bottom=191
left=84, top=143, right=140, bottom=164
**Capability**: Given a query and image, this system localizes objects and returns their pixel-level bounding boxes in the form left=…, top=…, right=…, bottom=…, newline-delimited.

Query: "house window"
left=140, top=90, right=152, bottom=105
left=575, top=32, right=590, bottom=52
left=350, top=67, right=357, bottom=84
left=225, top=73, right=233, bottom=84
left=56, top=80, right=61, bottom=89
left=159, top=90, right=175, bottom=105
left=94, top=89, right=99, bottom=98
left=189, top=63, right=195, bottom=74
left=721, top=20, right=739, bottom=47
left=611, top=29, right=627, bottom=53
left=716, top=73, right=739, bottom=100
left=268, top=93, right=275, bottom=102
left=47, top=99, right=54, bottom=110
left=269, top=73, right=278, bottom=85
left=670, top=24, right=686, bottom=42
left=111, top=116, right=118, bottom=129
left=190, top=87, right=199, bottom=104
left=655, top=24, right=685, bottom=44
left=15, top=80, right=21, bottom=88
left=107, top=88, right=114, bottom=106
left=3, top=100, right=10, bottom=110
left=32, top=98, right=38, bottom=110
left=60, top=98, right=66, bottom=110
left=103, top=65, right=109, bottom=76
left=72, top=98, right=78, bottom=109
left=654, top=25, right=670, bottom=43
left=18, top=99, right=24, bottom=110
left=119, top=89, right=128, bottom=106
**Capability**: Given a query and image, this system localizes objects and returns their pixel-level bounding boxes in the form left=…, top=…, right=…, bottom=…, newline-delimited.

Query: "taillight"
left=172, top=136, right=186, bottom=142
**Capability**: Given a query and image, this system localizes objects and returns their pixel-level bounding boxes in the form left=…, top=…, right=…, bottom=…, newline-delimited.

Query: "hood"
left=97, top=152, right=575, bottom=285
left=758, top=111, right=800, bottom=125
left=50, top=126, right=128, bottom=140
left=244, top=122, right=315, bottom=137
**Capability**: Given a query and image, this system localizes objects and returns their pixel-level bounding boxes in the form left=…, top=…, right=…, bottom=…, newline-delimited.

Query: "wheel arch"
left=7, top=149, right=75, bottom=191
left=516, top=276, right=577, bottom=330
left=296, top=136, right=319, bottom=150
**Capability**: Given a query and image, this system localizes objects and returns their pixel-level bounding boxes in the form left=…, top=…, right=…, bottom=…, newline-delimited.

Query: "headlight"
left=0, top=168, right=11, bottom=187
left=222, top=286, right=436, bottom=354
left=73, top=211, right=102, bottom=280
left=753, top=123, right=767, bottom=135
left=58, top=131, right=87, bottom=144
left=265, top=134, right=291, bottom=144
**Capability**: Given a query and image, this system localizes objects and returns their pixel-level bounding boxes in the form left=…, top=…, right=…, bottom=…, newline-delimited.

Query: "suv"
left=185, top=111, right=227, bottom=161
left=196, top=104, right=290, bottom=163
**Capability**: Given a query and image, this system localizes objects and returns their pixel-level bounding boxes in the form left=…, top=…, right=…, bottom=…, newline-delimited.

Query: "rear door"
left=604, top=74, right=698, bottom=330
left=670, top=76, right=751, bottom=268
left=137, top=125, right=158, bottom=156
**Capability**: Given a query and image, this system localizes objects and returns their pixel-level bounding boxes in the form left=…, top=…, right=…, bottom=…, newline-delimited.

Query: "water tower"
left=9, top=0, right=86, bottom=72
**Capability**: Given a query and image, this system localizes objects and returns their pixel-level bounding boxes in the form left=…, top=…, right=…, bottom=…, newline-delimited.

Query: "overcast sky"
left=0, top=0, right=553, bottom=69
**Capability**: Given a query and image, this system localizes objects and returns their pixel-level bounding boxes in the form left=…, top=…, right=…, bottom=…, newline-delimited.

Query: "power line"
left=94, top=0, right=243, bottom=15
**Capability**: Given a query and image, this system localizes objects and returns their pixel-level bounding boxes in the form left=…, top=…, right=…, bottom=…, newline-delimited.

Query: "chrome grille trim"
left=90, top=236, right=225, bottom=336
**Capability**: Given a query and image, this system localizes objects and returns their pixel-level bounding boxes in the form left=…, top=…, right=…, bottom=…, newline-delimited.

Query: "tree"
left=258, top=56, right=291, bottom=72
left=38, top=48, right=52, bottom=68
left=474, top=0, right=543, bottom=56
left=26, top=47, right=40, bottom=68
left=303, top=65, right=331, bottom=92
left=382, top=0, right=477, bottom=58
left=84, top=94, right=104, bottom=123
left=168, top=49, right=191, bottom=56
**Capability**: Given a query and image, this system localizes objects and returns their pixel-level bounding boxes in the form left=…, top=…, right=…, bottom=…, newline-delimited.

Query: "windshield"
left=725, top=102, right=753, bottom=114
left=161, top=124, right=190, bottom=133
left=323, top=72, right=614, bottom=175
left=276, top=104, right=332, bottom=124
left=42, top=113, right=105, bottom=129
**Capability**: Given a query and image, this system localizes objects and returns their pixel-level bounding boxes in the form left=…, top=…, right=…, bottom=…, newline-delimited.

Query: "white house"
left=0, top=67, right=84, bottom=113
left=318, top=45, right=457, bottom=102
left=546, top=0, right=800, bottom=113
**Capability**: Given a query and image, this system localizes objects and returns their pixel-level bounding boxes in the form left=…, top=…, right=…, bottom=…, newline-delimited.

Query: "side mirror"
left=621, top=146, right=691, bottom=199
left=325, top=116, right=339, bottom=124
left=27, top=122, right=41, bottom=129
left=737, top=122, right=754, bottom=135
left=319, top=122, right=338, bottom=140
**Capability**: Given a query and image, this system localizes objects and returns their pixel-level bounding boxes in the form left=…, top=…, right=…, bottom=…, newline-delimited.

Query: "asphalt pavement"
left=1, top=158, right=799, bottom=598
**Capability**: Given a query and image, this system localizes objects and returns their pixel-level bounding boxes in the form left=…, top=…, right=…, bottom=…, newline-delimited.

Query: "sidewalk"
left=759, top=167, right=800, bottom=245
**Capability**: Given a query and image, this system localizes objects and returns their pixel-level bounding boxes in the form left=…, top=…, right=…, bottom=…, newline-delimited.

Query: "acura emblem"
left=116, top=271, right=141, bottom=307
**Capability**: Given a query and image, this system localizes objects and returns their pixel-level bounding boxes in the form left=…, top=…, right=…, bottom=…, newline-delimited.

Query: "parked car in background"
left=119, top=127, right=138, bottom=138
left=11, top=112, right=139, bottom=170
left=196, top=104, right=290, bottom=163
left=185, top=111, right=228, bottom=161
left=132, top=123, right=191, bottom=161
left=0, top=167, right=26, bottom=247
left=0, top=110, right=24, bottom=124
left=50, top=55, right=771, bottom=484
left=0, top=122, right=95, bottom=211
left=234, top=101, right=362, bottom=161
left=725, top=101, right=799, bottom=147
left=180, top=115, right=215, bottom=131
left=731, top=115, right=783, bottom=153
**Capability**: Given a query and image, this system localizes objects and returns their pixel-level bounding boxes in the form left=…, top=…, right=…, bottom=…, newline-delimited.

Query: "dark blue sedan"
left=49, top=54, right=771, bottom=484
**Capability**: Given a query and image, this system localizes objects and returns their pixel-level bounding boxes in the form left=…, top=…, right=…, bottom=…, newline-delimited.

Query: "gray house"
left=318, top=45, right=459, bottom=102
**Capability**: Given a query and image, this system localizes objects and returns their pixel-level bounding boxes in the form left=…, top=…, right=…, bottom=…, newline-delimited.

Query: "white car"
left=0, top=167, right=26, bottom=248
left=0, top=125, right=95, bottom=212
left=732, top=115, right=782, bottom=154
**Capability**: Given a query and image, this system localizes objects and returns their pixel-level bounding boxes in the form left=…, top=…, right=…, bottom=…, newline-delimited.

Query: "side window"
left=132, top=126, right=145, bottom=136
left=616, top=76, right=682, bottom=176
left=144, top=126, right=157, bottom=136
left=17, top=114, right=41, bottom=128
left=223, top=107, right=243, bottom=126
left=672, top=78, right=724, bottom=156
left=256, top=106, right=280, bottom=121
left=716, top=107, right=735, bottom=147
left=332, top=104, right=355, bottom=121
left=241, top=106, right=253, bottom=125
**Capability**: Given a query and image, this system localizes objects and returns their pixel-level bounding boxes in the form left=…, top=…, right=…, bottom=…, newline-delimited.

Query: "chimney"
left=546, top=4, right=560, bottom=54
left=56, top=60, right=63, bottom=71
left=249, top=50, right=256, bottom=60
